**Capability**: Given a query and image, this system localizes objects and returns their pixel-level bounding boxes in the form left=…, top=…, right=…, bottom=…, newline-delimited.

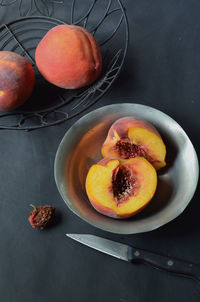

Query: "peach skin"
left=35, top=24, right=102, bottom=89
left=0, top=51, right=35, bottom=111
left=101, top=117, right=166, bottom=170
left=86, top=157, right=157, bottom=219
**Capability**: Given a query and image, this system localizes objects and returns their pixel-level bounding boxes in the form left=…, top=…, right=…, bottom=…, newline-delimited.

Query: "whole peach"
left=35, top=24, right=102, bottom=89
left=0, top=51, right=35, bottom=111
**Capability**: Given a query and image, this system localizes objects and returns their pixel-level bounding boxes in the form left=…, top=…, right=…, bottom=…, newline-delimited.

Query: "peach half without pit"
left=101, top=117, right=166, bottom=170
left=86, top=157, right=157, bottom=219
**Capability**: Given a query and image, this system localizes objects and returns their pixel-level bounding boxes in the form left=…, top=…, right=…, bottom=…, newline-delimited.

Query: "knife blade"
left=66, top=233, right=200, bottom=283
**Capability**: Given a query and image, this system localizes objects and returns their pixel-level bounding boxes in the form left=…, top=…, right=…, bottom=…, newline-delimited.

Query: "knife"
left=66, top=233, right=200, bottom=283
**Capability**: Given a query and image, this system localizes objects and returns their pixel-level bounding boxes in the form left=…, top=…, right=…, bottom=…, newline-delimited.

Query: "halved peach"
left=101, top=117, right=166, bottom=170
left=85, top=157, right=157, bottom=218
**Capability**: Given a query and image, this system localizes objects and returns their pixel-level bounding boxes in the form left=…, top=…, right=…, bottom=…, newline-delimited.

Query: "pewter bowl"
left=54, top=103, right=199, bottom=234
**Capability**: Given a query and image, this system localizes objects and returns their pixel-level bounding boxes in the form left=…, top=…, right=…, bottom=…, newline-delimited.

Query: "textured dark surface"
left=0, top=1, right=200, bottom=302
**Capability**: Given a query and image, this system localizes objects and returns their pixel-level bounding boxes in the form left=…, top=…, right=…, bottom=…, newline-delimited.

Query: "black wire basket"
left=0, top=0, right=128, bottom=130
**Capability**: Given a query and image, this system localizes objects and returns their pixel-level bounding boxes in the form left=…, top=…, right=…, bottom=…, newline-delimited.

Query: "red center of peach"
left=116, top=137, right=153, bottom=163
left=112, top=166, right=136, bottom=202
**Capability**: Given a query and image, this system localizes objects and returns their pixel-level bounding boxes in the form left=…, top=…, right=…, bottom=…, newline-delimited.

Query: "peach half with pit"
left=85, top=157, right=157, bottom=219
left=101, top=117, right=166, bottom=170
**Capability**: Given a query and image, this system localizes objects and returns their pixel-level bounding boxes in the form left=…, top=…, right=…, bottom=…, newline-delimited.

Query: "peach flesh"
left=86, top=157, right=157, bottom=218
left=101, top=117, right=166, bottom=170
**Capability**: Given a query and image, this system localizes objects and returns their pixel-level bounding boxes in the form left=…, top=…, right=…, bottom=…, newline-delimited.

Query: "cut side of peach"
left=101, top=117, right=166, bottom=170
left=85, top=157, right=157, bottom=219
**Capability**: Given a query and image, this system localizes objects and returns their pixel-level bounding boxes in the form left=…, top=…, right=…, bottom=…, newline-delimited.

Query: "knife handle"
left=127, top=246, right=199, bottom=282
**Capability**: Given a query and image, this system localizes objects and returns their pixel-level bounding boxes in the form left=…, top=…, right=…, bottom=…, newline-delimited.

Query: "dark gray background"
left=0, top=1, right=200, bottom=301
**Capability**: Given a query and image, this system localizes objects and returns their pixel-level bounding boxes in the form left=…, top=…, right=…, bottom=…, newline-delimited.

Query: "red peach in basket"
left=0, top=51, right=35, bottom=111
left=35, top=24, right=102, bottom=89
